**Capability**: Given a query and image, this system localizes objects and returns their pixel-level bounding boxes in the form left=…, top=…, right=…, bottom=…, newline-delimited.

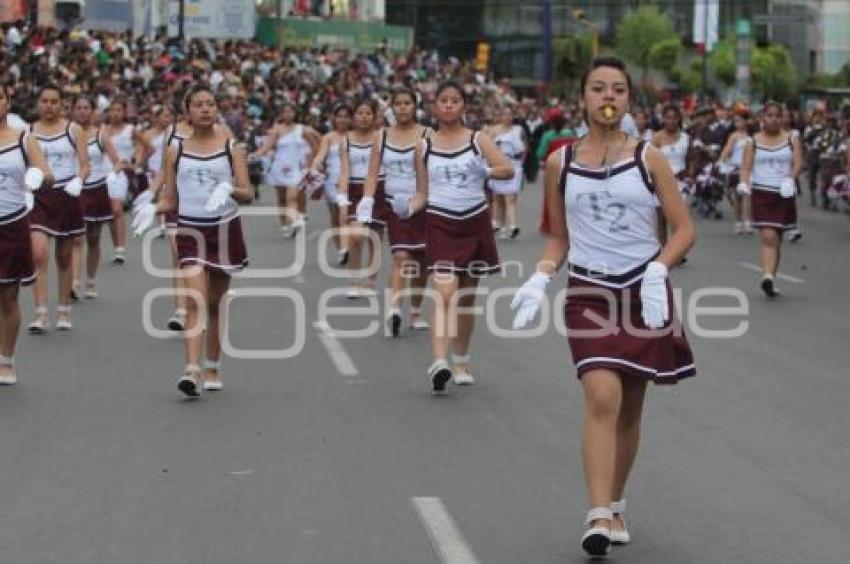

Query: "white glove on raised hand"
left=390, top=194, right=412, bottom=219
left=63, top=176, right=83, bottom=197
left=24, top=167, right=44, bottom=191
left=640, top=261, right=669, bottom=330
left=736, top=181, right=751, bottom=196
left=106, top=171, right=128, bottom=200
left=335, top=193, right=351, bottom=207
left=780, top=177, right=797, bottom=198
left=204, top=181, right=234, bottom=213
left=510, top=271, right=552, bottom=329
left=24, top=191, right=34, bottom=212
left=131, top=202, right=157, bottom=237
left=355, top=196, right=374, bottom=223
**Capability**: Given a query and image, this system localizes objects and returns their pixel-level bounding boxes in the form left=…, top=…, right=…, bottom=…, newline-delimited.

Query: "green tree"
left=616, top=5, right=678, bottom=78
left=553, top=34, right=594, bottom=86
left=647, top=37, right=682, bottom=77
left=751, top=43, right=798, bottom=100
left=709, top=36, right=736, bottom=87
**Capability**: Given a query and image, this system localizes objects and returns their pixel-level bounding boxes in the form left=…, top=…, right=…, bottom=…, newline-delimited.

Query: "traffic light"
left=475, top=42, right=490, bottom=73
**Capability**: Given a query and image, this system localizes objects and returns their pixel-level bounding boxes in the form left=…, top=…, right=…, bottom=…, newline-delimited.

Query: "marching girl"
left=652, top=104, right=692, bottom=198
left=101, top=99, right=151, bottom=265
left=132, top=84, right=253, bottom=397
left=310, top=103, right=352, bottom=264
left=485, top=106, right=527, bottom=239
left=511, top=57, right=695, bottom=557
left=338, top=98, right=386, bottom=298
left=72, top=96, right=122, bottom=299
left=0, top=87, right=50, bottom=384
left=406, top=81, right=513, bottom=392
left=738, top=101, right=803, bottom=298
left=251, top=102, right=320, bottom=236
left=357, top=87, right=430, bottom=336
left=28, top=84, right=91, bottom=333
left=718, top=107, right=753, bottom=235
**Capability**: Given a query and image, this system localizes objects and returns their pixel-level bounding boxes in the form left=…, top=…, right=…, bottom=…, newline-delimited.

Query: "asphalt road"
left=1, top=182, right=848, bottom=564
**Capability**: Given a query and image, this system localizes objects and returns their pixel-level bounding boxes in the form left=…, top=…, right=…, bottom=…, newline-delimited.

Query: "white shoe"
left=28, top=306, right=50, bottom=335
left=0, top=355, right=16, bottom=385
left=386, top=309, right=402, bottom=338
left=177, top=364, right=202, bottom=398
left=428, top=359, right=452, bottom=395
left=167, top=309, right=186, bottom=331
left=84, top=281, right=98, bottom=299
left=290, top=217, right=306, bottom=237
left=451, top=353, right=475, bottom=385
left=55, top=306, right=73, bottom=331
left=409, top=317, right=430, bottom=331
left=112, top=247, right=126, bottom=265
left=346, top=286, right=361, bottom=299
left=201, top=360, right=224, bottom=391
left=581, top=507, right=613, bottom=558
left=735, top=221, right=744, bottom=235
left=280, top=225, right=293, bottom=237
left=609, top=500, right=631, bottom=545
left=70, top=280, right=81, bottom=301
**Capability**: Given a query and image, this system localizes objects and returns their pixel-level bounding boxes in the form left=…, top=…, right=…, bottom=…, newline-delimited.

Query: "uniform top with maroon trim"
left=379, top=128, right=418, bottom=198
left=347, top=135, right=381, bottom=183
left=751, top=135, right=793, bottom=191
left=0, top=131, right=29, bottom=218
left=84, top=129, right=109, bottom=187
left=423, top=131, right=488, bottom=215
left=174, top=139, right=238, bottom=224
left=658, top=131, right=689, bottom=175
left=31, top=121, right=78, bottom=188
left=561, top=140, right=661, bottom=280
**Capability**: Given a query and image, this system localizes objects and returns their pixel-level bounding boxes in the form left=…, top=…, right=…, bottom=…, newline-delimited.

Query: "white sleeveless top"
left=273, top=124, right=309, bottom=174
left=0, top=131, right=30, bottom=218
left=175, top=139, right=238, bottom=224
left=325, top=140, right=342, bottom=179
left=424, top=132, right=489, bottom=216
left=563, top=141, right=661, bottom=282
left=751, top=135, right=792, bottom=192
left=32, top=122, right=78, bottom=188
left=492, top=125, right=525, bottom=168
left=728, top=136, right=750, bottom=169
left=110, top=124, right=135, bottom=162
left=84, top=129, right=109, bottom=187
left=658, top=131, right=689, bottom=175
left=380, top=129, right=418, bottom=198
left=346, top=136, right=377, bottom=183
left=148, top=131, right=166, bottom=175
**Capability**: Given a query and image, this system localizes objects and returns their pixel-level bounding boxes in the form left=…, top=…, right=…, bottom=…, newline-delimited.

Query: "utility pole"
left=178, top=0, right=186, bottom=40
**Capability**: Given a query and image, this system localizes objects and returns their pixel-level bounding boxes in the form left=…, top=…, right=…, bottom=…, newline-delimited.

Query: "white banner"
left=693, top=0, right=719, bottom=51
left=168, top=0, right=255, bottom=39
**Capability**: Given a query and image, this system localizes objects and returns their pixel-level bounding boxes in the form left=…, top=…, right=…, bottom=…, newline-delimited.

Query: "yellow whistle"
left=603, top=106, right=615, bottom=119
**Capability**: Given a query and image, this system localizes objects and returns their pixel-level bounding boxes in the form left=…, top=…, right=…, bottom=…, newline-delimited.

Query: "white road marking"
left=738, top=262, right=805, bottom=284
left=312, top=321, right=359, bottom=376
left=412, top=497, right=481, bottom=564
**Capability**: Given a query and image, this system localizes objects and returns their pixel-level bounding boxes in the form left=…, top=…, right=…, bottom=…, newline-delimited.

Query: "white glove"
left=510, top=271, right=552, bottom=329
left=133, top=189, right=154, bottom=211
left=355, top=196, right=374, bottom=223
left=204, top=181, right=234, bottom=213
left=640, top=261, right=669, bottom=330
left=780, top=177, right=796, bottom=198
left=131, top=202, right=157, bottom=237
left=736, top=181, right=751, bottom=196
left=24, top=167, right=44, bottom=191
left=106, top=171, right=128, bottom=200
left=24, top=191, right=34, bottom=212
left=467, top=156, right=492, bottom=179
left=335, top=193, right=351, bottom=207
left=390, top=194, right=412, bottom=219
left=63, top=176, right=83, bottom=197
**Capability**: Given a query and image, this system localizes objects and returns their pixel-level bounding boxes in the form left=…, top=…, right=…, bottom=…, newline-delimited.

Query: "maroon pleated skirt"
left=29, top=188, right=84, bottom=238
left=80, top=184, right=114, bottom=223
left=750, top=186, right=797, bottom=231
left=0, top=207, right=35, bottom=286
left=565, top=267, right=696, bottom=385
left=425, top=203, right=500, bottom=276
left=175, top=215, right=248, bottom=274
left=387, top=206, right=426, bottom=253
left=347, top=182, right=389, bottom=226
